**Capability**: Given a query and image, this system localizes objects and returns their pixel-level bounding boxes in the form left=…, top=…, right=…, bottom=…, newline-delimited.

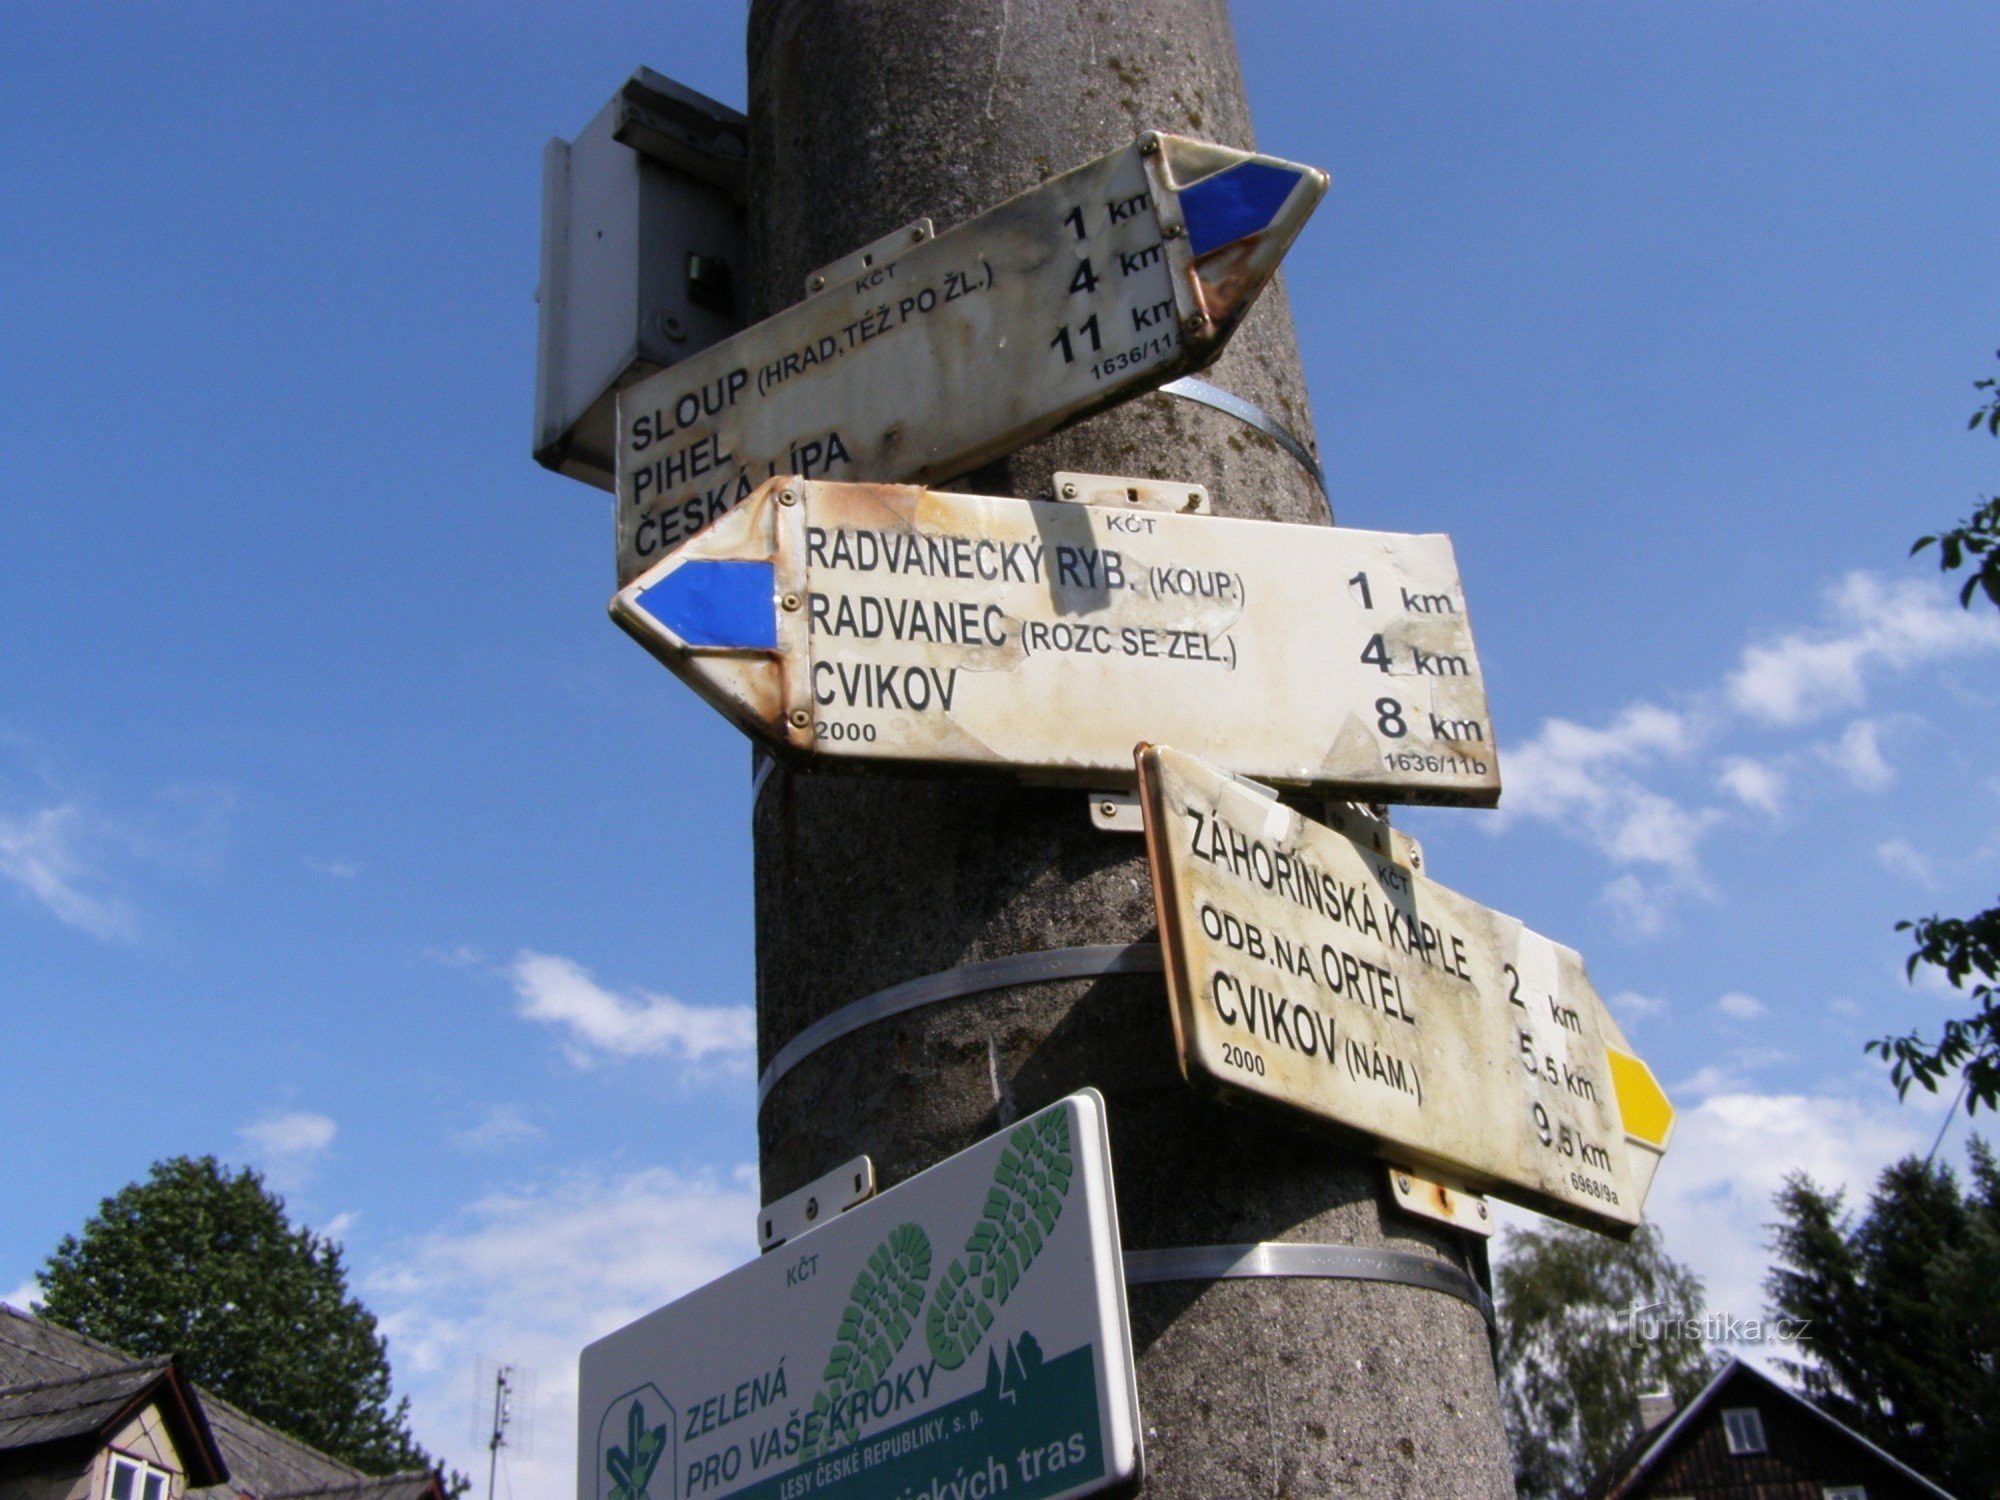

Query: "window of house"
left=1722, top=1407, right=1767, bottom=1455
left=107, top=1454, right=170, bottom=1500
left=1823, top=1488, right=1867, bottom=1500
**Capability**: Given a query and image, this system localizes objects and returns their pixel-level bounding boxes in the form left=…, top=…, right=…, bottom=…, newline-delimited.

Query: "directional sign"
left=578, top=1092, right=1142, bottom=1500
left=1135, top=744, right=1672, bottom=1235
left=612, top=131, right=1327, bottom=583
left=611, top=478, right=1502, bottom=804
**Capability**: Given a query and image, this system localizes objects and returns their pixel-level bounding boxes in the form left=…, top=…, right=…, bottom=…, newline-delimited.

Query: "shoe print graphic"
left=926, top=1109, right=1074, bottom=1371
left=804, top=1221, right=932, bottom=1457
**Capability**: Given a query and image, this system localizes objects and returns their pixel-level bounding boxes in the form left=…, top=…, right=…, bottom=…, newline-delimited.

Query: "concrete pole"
left=744, top=3, right=1515, bottom=1494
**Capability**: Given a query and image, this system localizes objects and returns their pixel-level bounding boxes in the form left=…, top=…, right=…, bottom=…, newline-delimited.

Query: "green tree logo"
left=605, top=1396, right=668, bottom=1500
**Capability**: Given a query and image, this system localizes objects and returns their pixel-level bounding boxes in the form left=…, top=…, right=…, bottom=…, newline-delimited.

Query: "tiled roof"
left=0, top=1302, right=134, bottom=1384
left=0, top=1360, right=172, bottom=1449
left=0, top=1325, right=227, bottom=1489
left=268, top=1479, right=446, bottom=1500
left=0, top=1306, right=436, bottom=1500
left=185, top=1388, right=370, bottom=1498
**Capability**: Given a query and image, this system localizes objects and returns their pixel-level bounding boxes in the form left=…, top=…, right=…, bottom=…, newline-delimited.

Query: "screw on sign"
left=612, top=132, right=1327, bottom=583
left=1135, top=742, right=1673, bottom=1235
left=610, top=477, right=1502, bottom=806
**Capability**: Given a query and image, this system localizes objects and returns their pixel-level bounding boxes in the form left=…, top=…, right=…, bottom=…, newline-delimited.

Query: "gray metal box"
left=534, top=69, right=748, bottom=490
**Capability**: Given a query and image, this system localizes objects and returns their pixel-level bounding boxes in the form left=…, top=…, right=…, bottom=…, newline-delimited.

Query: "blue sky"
left=4, top=2, right=1998, bottom=1491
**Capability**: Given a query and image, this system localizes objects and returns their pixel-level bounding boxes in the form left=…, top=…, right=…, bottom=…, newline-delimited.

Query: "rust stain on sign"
left=610, top=478, right=1501, bottom=805
left=612, top=132, right=1327, bottom=584
left=1137, top=743, right=1671, bottom=1236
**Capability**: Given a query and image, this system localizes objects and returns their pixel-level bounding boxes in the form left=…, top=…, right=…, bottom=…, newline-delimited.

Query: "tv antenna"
left=472, top=1358, right=534, bottom=1500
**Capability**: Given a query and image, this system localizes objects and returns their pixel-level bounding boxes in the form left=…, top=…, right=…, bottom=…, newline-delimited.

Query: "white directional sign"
left=612, top=131, right=1327, bottom=583
left=611, top=478, right=1502, bottom=804
left=578, top=1092, right=1141, bottom=1500
left=1136, top=744, right=1673, bottom=1234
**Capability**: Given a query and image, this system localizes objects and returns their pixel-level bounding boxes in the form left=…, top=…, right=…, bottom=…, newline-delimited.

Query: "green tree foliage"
left=1766, top=1144, right=2000, bottom=1499
left=36, top=1156, right=438, bottom=1479
left=1496, top=1221, right=1716, bottom=1500
left=1875, top=351, right=2000, bottom=1113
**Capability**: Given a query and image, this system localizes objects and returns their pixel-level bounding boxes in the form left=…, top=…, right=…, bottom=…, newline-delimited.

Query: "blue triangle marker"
left=1180, top=160, right=1305, bottom=259
left=633, top=560, right=777, bottom=649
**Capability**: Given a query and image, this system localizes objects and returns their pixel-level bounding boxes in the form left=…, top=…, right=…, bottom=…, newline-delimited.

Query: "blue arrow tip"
left=634, top=559, right=777, bottom=649
left=1180, top=160, right=1304, bottom=258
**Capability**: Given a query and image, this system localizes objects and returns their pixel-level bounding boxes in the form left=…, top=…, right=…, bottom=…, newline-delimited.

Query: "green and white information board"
left=578, top=1092, right=1142, bottom=1500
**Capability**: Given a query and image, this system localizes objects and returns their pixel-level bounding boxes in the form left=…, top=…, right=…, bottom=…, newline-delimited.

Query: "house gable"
left=1595, top=1359, right=1957, bottom=1500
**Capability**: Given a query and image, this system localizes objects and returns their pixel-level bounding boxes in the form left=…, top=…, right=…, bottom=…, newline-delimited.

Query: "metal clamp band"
left=1160, top=376, right=1330, bottom=511
left=1123, top=1242, right=1494, bottom=1327
left=758, top=942, right=1164, bottom=1104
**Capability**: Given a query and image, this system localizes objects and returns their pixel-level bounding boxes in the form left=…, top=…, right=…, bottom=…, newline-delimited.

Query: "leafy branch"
left=1875, top=349, right=2000, bottom=1113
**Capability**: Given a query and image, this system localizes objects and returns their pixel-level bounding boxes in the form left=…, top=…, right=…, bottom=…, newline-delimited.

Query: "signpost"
left=578, top=1092, right=1141, bottom=1500
left=611, top=477, right=1501, bottom=804
left=1136, top=743, right=1673, bottom=1234
left=611, top=132, right=1326, bottom=583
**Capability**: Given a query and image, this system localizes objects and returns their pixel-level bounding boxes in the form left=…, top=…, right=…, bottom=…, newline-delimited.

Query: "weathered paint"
left=610, top=478, right=1502, bottom=805
left=1136, top=743, right=1671, bottom=1236
left=611, top=132, right=1326, bottom=583
left=1388, top=1167, right=1494, bottom=1238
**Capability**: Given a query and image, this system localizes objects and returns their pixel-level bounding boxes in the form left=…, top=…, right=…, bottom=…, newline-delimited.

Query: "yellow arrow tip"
left=1607, top=1049, right=1675, bottom=1151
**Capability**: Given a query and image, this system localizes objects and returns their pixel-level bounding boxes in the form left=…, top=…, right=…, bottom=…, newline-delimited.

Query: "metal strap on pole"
left=1124, top=1243, right=1495, bottom=1327
left=1160, top=376, right=1330, bottom=513
left=758, top=942, right=1165, bottom=1104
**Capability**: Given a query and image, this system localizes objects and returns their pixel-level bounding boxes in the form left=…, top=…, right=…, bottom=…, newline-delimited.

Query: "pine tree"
left=1767, top=1142, right=2000, bottom=1498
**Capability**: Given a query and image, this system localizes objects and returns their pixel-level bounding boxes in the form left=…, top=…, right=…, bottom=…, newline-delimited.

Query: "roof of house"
left=0, top=1360, right=172, bottom=1449
left=0, top=1301, right=134, bottom=1384
left=0, top=1350, right=228, bottom=1487
left=262, top=1480, right=447, bottom=1500
left=0, top=1306, right=442, bottom=1500
left=1590, top=1356, right=1958, bottom=1500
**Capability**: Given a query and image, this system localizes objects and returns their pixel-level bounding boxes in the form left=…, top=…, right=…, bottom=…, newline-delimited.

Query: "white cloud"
left=306, top=856, right=361, bottom=879
left=1497, top=704, right=1721, bottom=932
left=1498, top=704, right=1701, bottom=831
left=238, top=1111, right=338, bottom=1190
left=0, top=805, right=138, bottom=941
left=1715, top=756, right=1785, bottom=817
left=455, top=1104, right=547, bottom=1153
left=510, top=952, right=754, bottom=1069
left=1827, top=997, right=1864, bottom=1019
left=1728, top=572, right=2000, bottom=727
left=1875, top=837, right=1938, bottom=889
left=2, top=1278, right=40, bottom=1313
left=1715, top=992, right=1767, bottom=1022
left=1673, top=1046, right=1788, bottom=1101
left=1905, top=958, right=1967, bottom=998
left=1821, top=718, right=1893, bottom=791
left=366, top=1165, right=758, bottom=1500
left=324, top=1212, right=360, bottom=1244
left=1598, top=873, right=1678, bottom=939
left=1492, top=571, right=1997, bottom=931
left=1607, top=989, right=1669, bottom=1023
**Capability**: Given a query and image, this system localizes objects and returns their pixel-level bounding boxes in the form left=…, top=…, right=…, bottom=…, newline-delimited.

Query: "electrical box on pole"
left=534, top=68, right=749, bottom=490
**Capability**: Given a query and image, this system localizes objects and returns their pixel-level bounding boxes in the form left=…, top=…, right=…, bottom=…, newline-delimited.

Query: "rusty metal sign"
left=1136, top=744, right=1673, bottom=1235
left=609, top=478, right=1501, bottom=804
left=611, top=131, right=1327, bottom=583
